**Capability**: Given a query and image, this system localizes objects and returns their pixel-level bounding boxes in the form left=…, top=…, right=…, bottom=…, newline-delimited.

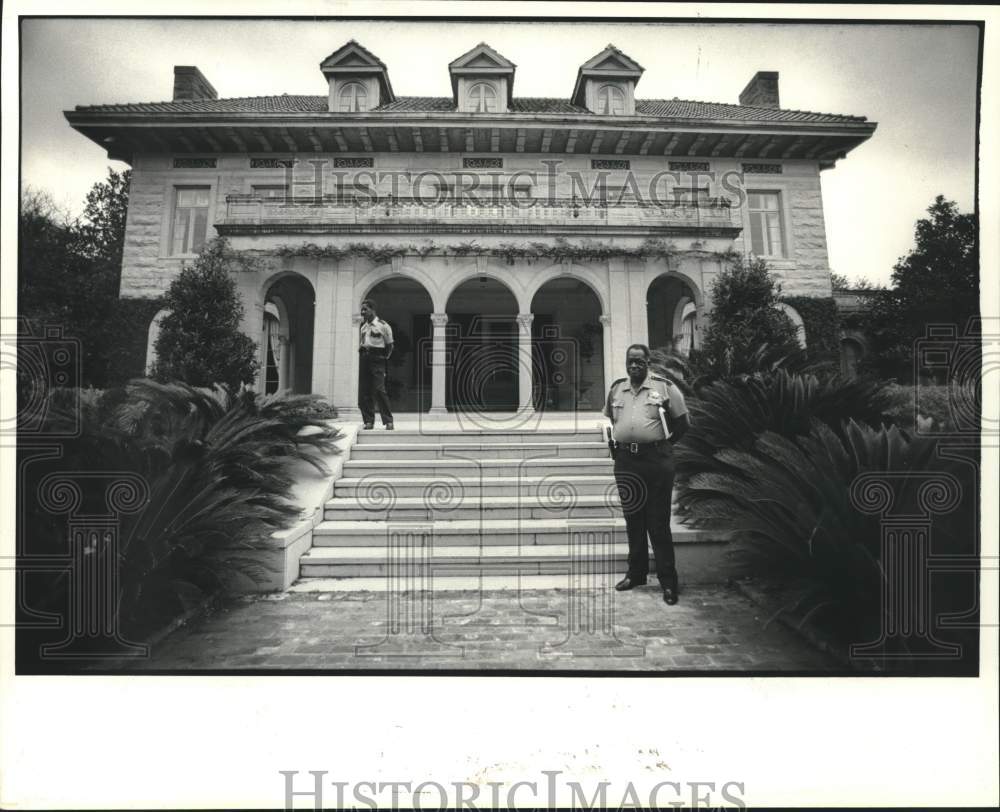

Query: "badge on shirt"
left=647, top=391, right=665, bottom=405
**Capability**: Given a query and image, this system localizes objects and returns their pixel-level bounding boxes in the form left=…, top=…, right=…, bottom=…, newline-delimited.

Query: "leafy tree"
left=17, top=170, right=131, bottom=387
left=830, top=272, right=851, bottom=290
left=698, top=255, right=801, bottom=378
left=152, top=237, right=261, bottom=391
left=78, top=167, right=131, bottom=271
left=861, top=196, right=978, bottom=380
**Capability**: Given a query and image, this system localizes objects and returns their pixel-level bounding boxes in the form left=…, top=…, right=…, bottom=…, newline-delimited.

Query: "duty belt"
left=359, top=346, right=387, bottom=354
left=614, top=439, right=668, bottom=455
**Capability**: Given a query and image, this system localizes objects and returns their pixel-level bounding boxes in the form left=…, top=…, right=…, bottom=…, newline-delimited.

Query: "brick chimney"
left=173, top=66, right=218, bottom=101
left=739, top=71, right=779, bottom=109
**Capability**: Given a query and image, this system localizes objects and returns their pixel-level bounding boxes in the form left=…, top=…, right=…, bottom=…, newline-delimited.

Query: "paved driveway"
left=112, top=584, right=838, bottom=672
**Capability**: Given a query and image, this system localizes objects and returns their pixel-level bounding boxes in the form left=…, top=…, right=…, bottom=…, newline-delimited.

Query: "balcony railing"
left=220, top=194, right=741, bottom=233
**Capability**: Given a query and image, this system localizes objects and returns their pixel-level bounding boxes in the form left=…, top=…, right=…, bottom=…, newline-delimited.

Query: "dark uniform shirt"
left=603, top=374, right=688, bottom=443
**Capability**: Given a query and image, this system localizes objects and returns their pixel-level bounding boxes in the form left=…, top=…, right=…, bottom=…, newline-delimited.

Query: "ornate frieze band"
left=742, top=163, right=782, bottom=174
left=334, top=157, right=375, bottom=168
left=250, top=158, right=295, bottom=169
left=591, top=159, right=630, bottom=170
left=173, top=157, right=217, bottom=169
left=463, top=157, right=503, bottom=169
left=668, top=161, right=709, bottom=172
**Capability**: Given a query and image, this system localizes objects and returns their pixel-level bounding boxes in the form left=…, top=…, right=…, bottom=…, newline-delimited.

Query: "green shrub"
left=678, top=420, right=977, bottom=669
left=152, top=238, right=263, bottom=391
left=699, top=256, right=802, bottom=378
left=781, top=295, right=840, bottom=365
left=882, top=383, right=964, bottom=433
left=673, top=369, right=897, bottom=491
left=21, top=380, right=341, bottom=646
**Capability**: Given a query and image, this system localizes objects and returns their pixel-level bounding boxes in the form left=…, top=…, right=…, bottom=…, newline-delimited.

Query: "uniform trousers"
left=613, top=443, right=677, bottom=587
left=358, top=350, right=393, bottom=426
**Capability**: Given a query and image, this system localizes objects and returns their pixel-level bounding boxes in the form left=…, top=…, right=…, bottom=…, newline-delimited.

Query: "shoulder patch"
left=610, top=377, right=627, bottom=388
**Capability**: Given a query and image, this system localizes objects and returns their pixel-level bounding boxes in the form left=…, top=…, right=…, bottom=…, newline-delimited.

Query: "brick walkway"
left=113, top=584, right=837, bottom=671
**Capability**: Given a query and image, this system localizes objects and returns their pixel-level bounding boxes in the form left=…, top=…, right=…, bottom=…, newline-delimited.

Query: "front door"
left=446, top=313, right=518, bottom=411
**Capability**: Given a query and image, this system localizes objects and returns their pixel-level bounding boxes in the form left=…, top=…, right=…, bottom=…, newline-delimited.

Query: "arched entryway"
left=361, top=277, right=434, bottom=412
left=840, top=337, right=864, bottom=379
left=445, top=277, right=519, bottom=411
left=530, top=277, right=605, bottom=411
left=262, top=274, right=314, bottom=394
left=647, top=274, right=700, bottom=355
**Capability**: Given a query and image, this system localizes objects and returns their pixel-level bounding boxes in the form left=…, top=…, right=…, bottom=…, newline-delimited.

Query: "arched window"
left=598, top=84, right=625, bottom=115
left=840, top=338, right=864, bottom=379
left=468, top=82, right=498, bottom=113
left=338, top=82, right=369, bottom=112
left=775, top=303, right=807, bottom=349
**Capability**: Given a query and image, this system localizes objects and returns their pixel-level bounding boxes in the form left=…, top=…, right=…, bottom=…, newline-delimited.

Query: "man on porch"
left=358, top=298, right=394, bottom=430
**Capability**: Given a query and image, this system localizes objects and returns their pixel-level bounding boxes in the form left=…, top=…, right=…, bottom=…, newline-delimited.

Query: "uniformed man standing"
left=358, top=298, right=394, bottom=430
left=603, top=344, right=690, bottom=604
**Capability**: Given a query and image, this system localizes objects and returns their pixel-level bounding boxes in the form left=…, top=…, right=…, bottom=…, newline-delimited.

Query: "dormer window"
left=467, top=82, right=498, bottom=113
left=449, top=44, right=515, bottom=113
left=572, top=45, right=643, bottom=115
left=338, top=82, right=369, bottom=112
left=598, top=84, right=625, bottom=115
left=320, top=42, right=394, bottom=113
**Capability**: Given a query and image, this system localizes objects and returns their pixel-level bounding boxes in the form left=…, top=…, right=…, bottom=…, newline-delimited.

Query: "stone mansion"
left=66, top=40, right=876, bottom=415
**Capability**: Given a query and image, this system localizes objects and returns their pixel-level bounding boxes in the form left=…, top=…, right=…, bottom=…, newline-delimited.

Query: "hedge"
left=104, top=297, right=164, bottom=386
left=781, top=295, right=840, bottom=364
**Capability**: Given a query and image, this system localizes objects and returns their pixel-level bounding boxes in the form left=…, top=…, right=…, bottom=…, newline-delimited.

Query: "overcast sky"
left=20, top=18, right=979, bottom=286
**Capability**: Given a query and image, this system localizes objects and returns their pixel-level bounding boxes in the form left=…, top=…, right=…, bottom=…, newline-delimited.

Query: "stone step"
left=355, top=428, right=603, bottom=445
left=288, top=574, right=606, bottom=593
left=324, top=494, right=623, bottom=521
left=298, top=539, right=740, bottom=582
left=311, top=518, right=708, bottom=546
left=347, top=441, right=611, bottom=461
left=334, top=474, right=617, bottom=499
left=342, top=457, right=613, bottom=478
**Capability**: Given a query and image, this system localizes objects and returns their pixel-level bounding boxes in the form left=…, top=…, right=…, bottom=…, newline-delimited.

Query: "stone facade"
left=67, top=39, right=876, bottom=413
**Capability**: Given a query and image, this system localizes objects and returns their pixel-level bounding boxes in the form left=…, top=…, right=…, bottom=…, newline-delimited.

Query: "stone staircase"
left=295, top=424, right=737, bottom=589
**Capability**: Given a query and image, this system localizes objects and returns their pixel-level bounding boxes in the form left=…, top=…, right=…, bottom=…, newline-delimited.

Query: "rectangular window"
left=171, top=187, right=210, bottom=255
left=747, top=191, right=785, bottom=257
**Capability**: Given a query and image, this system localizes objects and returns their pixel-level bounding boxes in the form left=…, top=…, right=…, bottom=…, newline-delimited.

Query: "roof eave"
left=64, top=108, right=878, bottom=135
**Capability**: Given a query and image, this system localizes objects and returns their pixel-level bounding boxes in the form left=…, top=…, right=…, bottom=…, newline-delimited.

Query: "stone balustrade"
left=221, top=194, right=739, bottom=232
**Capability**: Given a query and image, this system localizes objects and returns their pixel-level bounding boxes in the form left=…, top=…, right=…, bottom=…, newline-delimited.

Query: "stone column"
left=429, top=312, right=449, bottom=415
left=599, top=314, right=613, bottom=401
left=330, top=263, right=360, bottom=417
left=607, top=258, right=630, bottom=374
left=310, top=265, right=336, bottom=401
left=628, top=259, right=649, bottom=348
left=516, top=312, right=535, bottom=414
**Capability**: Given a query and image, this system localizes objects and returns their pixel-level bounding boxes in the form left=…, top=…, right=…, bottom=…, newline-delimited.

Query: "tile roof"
left=635, top=98, right=866, bottom=124
left=73, top=94, right=867, bottom=123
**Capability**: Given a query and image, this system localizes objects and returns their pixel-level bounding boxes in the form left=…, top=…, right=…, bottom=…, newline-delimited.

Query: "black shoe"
left=662, top=586, right=679, bottom=605
left=363, top=423, right=374, bottom=430
left=385, top=423, right=394, bottom=430
left=615, top=575, right=647, bottom=591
